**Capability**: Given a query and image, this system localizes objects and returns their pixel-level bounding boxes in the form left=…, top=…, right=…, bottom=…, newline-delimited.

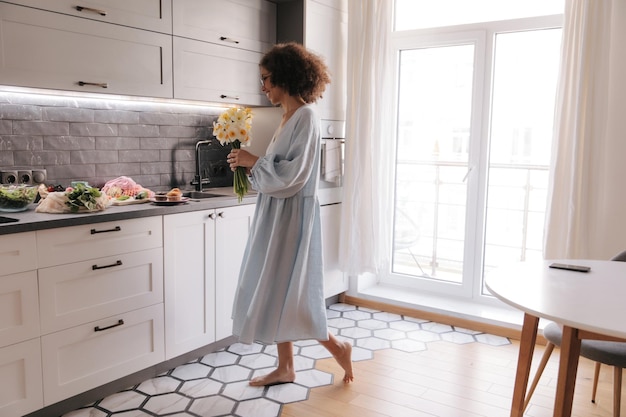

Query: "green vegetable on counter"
left=65, top=183, right=102, bottom=212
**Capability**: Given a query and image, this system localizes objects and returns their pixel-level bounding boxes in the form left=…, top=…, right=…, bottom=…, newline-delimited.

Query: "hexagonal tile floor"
left=63, top=303, right=510, bottom=417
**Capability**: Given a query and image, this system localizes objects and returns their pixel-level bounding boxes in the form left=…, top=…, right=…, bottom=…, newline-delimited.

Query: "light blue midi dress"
left=231, top=104, right=328, bottom=345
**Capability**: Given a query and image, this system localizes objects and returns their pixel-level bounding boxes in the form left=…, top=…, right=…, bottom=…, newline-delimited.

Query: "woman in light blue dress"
left=227, top=42, right=353, bottom=386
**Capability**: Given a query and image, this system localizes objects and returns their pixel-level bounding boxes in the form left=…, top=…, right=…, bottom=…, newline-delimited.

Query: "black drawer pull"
left=92, top=260, right=122, bottom=270
left=220, top=94, right=240, bottom=100
left=91, top=226, right=121, bottom=234
left=78, top=81, right=109, bottom=88
left=76, top=5, right=107, bottom=16
left=94, top=319, right=124, bottom=332
left=219, top=36, right=239, bottom=44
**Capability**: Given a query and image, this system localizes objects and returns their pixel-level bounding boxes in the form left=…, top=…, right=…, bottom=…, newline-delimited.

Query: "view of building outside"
left=390, top=1, right=563, bottom=297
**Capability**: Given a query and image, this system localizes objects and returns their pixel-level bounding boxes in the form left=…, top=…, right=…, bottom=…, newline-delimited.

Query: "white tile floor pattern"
left=63, top=303, right=511, bottom=417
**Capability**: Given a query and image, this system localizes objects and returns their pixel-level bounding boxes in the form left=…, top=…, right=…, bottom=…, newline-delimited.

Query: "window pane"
left=393, top=45, right=474, bottom=283
left=395, top=0, right=564, bottom=31
left=482, top=28, right=562, bottom=287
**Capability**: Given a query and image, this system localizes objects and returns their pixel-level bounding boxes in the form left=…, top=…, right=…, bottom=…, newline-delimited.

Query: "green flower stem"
left=232, top=140, right=249, bottom=203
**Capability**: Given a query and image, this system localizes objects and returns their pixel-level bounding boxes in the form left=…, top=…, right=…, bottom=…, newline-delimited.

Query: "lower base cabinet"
left=164, top=204, right=255, bottom=359
left=320, top=203, right=348, bottom=298
left=41, top=304, right=164, bottom=405
left=0, top=338, right=43, bottom=417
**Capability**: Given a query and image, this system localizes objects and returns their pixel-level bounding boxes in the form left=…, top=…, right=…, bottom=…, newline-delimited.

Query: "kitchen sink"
left=184, top=188, right=257, bottom=200
left=185, top=191, right=223, bottom=199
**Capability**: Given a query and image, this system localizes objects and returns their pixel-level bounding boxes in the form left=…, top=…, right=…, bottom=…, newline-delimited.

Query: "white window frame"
left=382, top=15, right=563, bottom=306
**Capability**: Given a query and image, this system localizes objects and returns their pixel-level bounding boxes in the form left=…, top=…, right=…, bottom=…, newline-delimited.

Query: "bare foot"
left=249, top=368, right=296, bottom=386
left=335, top=341, right=354, bottom=383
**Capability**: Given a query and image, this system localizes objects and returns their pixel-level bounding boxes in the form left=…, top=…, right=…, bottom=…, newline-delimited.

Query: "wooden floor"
left=282, top=340, right=623, bottom=417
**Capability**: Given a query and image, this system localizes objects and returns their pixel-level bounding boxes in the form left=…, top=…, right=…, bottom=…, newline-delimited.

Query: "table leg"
left=553, top=325, right=581, bottom=417
left=510, top=313, right=539, bottom=417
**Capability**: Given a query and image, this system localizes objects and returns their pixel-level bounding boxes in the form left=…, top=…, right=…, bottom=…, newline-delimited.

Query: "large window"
left=387, top=3, right=563, bottom=301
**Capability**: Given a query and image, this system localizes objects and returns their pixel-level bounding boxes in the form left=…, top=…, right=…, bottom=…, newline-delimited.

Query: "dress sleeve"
left=250, top=108, right=319, bottom=199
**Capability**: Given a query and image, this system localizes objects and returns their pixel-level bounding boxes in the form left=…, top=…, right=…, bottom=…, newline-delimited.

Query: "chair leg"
left=592, top=362, right=601, bottom=403
left=524, top=342, right=555, bottom=411
left=613, top=366, right=622, bottom=417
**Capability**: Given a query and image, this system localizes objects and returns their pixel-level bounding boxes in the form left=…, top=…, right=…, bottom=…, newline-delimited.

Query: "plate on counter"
left=111, top=197, right=151, bottom=206
left=149, top=197, right=189, bottom=206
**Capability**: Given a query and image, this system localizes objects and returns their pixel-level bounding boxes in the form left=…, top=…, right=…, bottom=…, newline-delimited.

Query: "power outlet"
left=0, top=170, right=18, bottom=184
left=17, top=170, right=33, bottom=184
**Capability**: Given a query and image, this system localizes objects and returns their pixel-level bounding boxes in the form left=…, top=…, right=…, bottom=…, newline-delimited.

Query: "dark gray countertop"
left=0, top=191, right=258, bottom=235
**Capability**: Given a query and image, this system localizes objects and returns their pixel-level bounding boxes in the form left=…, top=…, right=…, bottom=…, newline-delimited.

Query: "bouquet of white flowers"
left=212, top=107, right=254, bottom=202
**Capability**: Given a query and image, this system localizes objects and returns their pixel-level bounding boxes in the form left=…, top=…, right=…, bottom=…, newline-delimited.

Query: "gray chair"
left=523, top=250, right=626, bottom=416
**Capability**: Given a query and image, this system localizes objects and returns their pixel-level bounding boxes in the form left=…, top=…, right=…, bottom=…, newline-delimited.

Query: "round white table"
left=486, top=260, right=626, bottom=417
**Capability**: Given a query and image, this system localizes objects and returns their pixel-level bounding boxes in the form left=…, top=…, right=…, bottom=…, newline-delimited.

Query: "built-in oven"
left=319, top=120, right=345, bottom=206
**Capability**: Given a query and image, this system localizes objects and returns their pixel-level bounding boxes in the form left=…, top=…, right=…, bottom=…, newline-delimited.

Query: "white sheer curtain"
left=339, top=0, right=393, bottom=276
left=543, top=0, right=612, bottom=259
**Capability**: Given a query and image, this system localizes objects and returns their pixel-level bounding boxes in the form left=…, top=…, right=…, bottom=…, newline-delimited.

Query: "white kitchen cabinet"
left=38, top=248, right=163, bottom=334
left=164, top=204, right=255, bottom=358
left=2, top=0, right=172, bottom=33
left=173, top=37, right=270, bottom=106
left=41, top=304, right=164, bottom=405
left=36, top=216, right=162, bottom=268
left=171, top=0, right=275, bottom=106
left=277, top=0, right=347, bottom=122
left=0, top=231, right=42, bottom=416
left=0, top=271, right=39, bottom=348
left=320, top=203, right=348, bottom=298
left=214, top=204, right=256, bottom=340
left=0, top=338, right=43, bottom=416
left=0, top=2, right=173, bottom=98
left=36, top=217, right=164, bottom=405
left=173, top=0, right=275, bottom=53
left=0, top=231, right=40, bottom=347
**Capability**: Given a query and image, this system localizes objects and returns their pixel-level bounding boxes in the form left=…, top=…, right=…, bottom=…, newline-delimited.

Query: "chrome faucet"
left=191, top=140, right=213, bottom=192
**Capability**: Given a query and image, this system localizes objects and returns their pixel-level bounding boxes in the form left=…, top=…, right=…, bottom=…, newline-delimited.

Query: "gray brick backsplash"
left=141, top=137, right=179, bottom=150
left=118, top=124, right=160, bottom=137
left=0, top=91, right=230, bottom=188
left=158, top=125, right=198, bottom=138
left=119, top=149, right=160, bottom=163
left=94, top=109, right=141, bottom=124
left=14, top=120, right=69, bottom=136
left=96, top=137, right=141, bottom=150
left=71, top=150, right=119, bottom=164
left=45, top=136, right=95, bottom=151
left=0, top=135, right=43, bottom=151
left=0, top=120, right=11, bottom=134
left=14, top=150, right=70, bottom=166
left=0, top=152, right=14, bottom=165
left=139, top=112, right=179, bottom=126
left=0, top=104, right=42, bottom=120
left=43, top=107, right=94, bottom=123
left=140, top=162, right=171, bottom=175
left=70, top=123, right=118, bottom=137
left=96, top=163, right=141, bottom=178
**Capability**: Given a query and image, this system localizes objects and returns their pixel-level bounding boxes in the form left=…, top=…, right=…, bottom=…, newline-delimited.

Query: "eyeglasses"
left=260, top=74, right=271, bottom=86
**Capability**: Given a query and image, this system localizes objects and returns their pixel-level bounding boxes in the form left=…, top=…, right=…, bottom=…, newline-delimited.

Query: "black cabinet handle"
left=92, top=260, right=122, bottom=270
left=94, top=319, right=124, bottom=332
left=220, top=94, right=240, bottom=100
left=78, top=81, right=108, bottom=88
left=219, top=36, right=239, bottom=44
left=76, top=6, right=107, bottom=16
left=91, top=226, right=121, bottom=234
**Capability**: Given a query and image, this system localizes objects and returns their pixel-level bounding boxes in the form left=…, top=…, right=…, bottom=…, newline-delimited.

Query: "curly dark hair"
left=260, top=42, right=331, bottom=104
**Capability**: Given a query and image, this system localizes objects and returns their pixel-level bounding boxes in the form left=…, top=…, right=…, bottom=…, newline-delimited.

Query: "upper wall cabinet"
left=277, top=0, right=347, bottom=122
left=0, top=2, right=173, bottom=98
left=173, top=37, right=269, bottom=106
left=173, top=0, right=276, bottom=53
left=1, top=0, right=172, bottom=33
left=172, top=0, right=276, bottom=105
